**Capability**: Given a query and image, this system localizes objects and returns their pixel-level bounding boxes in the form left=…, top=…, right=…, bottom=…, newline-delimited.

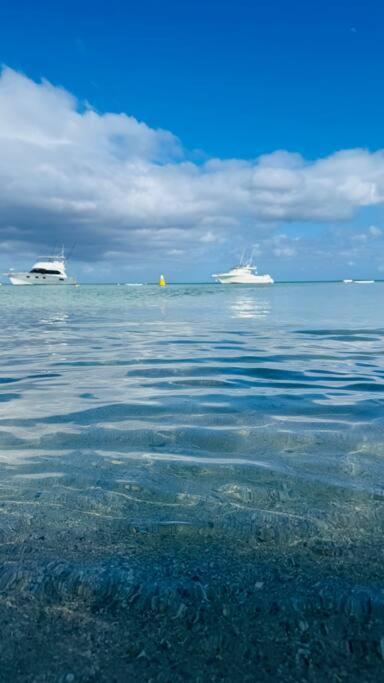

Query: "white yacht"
left=6, top=249, right=76, bottom=286
left=212, top=263, right=274, bottom=285
left=343, top=279, right=375, bottom=284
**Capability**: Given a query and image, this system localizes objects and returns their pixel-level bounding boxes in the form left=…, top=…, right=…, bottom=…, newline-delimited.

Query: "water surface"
left=1, top=283, right=384, bottom=681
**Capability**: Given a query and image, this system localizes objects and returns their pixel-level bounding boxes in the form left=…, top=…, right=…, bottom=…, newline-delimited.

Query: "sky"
left=1, top=0, right=384, bottom=282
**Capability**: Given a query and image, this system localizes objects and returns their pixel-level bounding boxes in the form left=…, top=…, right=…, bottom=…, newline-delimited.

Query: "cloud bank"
left=1, top=66, right=384, bottom=271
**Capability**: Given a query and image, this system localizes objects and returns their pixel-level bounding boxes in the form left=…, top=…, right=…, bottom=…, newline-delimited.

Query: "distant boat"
left=5, top=248, right=76, bottom=286
left=212, top=263, right=274, bottom=285
left=343, top=279, right=375, bottom=284
left=159, top=274, right=166, bottom=287
left=125, top=283, right=143, bottom=286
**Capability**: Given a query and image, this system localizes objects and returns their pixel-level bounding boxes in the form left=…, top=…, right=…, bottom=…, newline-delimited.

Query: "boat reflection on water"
left=36, top=312, right=71, bottom=360
left=38, top=312, right=69, bottom=326
left=230, top=292, right=271, bottom=319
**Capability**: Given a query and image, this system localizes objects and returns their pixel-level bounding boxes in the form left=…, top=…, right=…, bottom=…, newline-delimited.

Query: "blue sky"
left=1, top=0, right=384, bottom=281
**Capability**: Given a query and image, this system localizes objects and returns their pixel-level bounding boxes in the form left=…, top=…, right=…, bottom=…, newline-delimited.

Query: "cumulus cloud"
left=2, top=66, right=384, bottom=267
left=368, top=225, right=382, bottom=237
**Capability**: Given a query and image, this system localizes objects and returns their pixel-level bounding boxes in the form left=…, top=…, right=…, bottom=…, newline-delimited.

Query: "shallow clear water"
left=1, top=283, right=384, bottom=681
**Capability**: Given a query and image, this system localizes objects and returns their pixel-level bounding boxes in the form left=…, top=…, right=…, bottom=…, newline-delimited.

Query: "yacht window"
left=30, top=268, right=61, bottom=275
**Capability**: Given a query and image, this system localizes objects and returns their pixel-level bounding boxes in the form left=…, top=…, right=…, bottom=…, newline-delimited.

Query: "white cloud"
left=2, top=67, right=384, bottom=265
left=273, top=245, right=296, bottom=258
left=369, top=225, right=382, bottom=237
left=199, top=231, right=220, bottom=243
left=349, top=225, right=383, bottom=244
left=263, top=233, right=298, bottom=259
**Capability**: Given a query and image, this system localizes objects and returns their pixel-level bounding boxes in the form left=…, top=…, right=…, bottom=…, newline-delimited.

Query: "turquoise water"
left=1, top=283, right=384, bottom=681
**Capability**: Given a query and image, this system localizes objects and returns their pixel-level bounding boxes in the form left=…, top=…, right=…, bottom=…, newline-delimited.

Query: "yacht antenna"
left=67, top=242, right=76, bottom=260
left=240, top=248, right=246, bottom=266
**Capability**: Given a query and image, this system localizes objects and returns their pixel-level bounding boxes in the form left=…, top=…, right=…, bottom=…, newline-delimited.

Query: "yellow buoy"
left=159, top=274, right=166, bottom=287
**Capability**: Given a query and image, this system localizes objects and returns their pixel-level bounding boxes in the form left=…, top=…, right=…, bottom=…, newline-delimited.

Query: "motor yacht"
left=212, top=263, right=274, bottom=285
left=6, top=249, right=76, bottom=285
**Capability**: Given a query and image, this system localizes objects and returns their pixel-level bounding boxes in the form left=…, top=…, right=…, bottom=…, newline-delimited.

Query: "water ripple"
left=1, top=283, right=384, bottom=680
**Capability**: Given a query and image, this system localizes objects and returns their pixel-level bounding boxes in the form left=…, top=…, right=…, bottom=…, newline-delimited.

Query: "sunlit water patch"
left=0, top=283, right=384, bottom=681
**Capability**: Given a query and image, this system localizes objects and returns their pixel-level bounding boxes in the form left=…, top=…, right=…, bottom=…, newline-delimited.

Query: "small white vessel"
left=212, top=263, right=274, bottom=285
left=343, top=279, right=353, bottom=284
left=5, top=249, right=76, bottom=286
left=355, top=280, right=375, bottom=284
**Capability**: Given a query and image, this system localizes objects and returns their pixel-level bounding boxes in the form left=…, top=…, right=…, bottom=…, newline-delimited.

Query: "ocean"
left=1, top=282, right=384, bottom=681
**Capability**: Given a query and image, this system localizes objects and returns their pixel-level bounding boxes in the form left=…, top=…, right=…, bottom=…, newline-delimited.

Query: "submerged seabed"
left=1, top=283, right=384, bottom=681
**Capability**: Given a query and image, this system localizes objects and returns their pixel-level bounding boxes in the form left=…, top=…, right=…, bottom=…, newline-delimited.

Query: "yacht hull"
left=214, top=274, right=274, bottom=284
left=8, top=273, right=76, bottom=285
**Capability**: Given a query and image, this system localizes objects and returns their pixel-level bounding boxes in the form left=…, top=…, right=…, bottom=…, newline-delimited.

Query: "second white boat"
left=212, top=263, right=274, bottom=285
